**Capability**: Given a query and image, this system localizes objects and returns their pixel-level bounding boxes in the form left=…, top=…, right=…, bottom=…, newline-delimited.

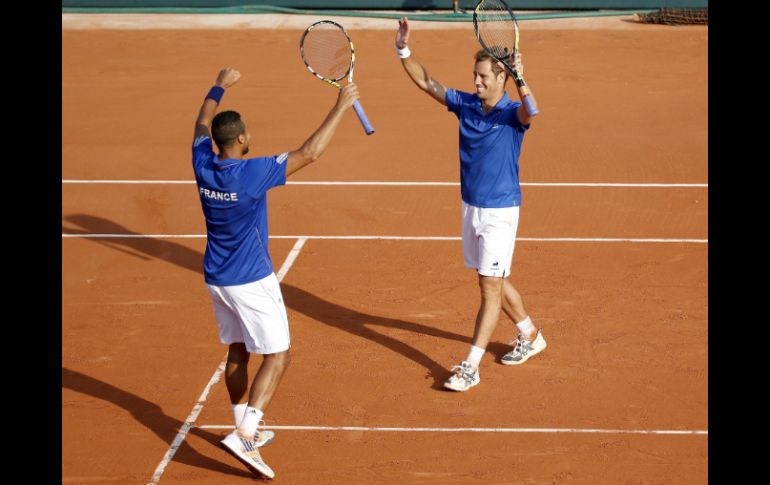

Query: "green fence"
left=62, top=1, right=709, bottom=10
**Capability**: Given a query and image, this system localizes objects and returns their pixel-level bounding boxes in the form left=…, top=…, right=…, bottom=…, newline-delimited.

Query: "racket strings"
left=302, top=27, right=352, bottom=80
left=475, top=1, right=517, bottom=59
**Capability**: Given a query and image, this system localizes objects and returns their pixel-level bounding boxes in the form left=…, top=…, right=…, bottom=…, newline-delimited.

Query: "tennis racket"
left=300, top=20, right=375, bottom=135
left=473, top=0, right=539, bottom=116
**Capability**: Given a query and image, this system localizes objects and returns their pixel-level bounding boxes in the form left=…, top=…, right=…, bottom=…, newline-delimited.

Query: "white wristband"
left=396, top=45, right=411, bottom=59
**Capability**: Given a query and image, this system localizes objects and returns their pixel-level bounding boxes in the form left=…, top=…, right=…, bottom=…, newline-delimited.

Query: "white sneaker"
left=443, top=361, right=480, bottom=392
left=501, top=329, right=547, bottom=365
left=253, top=420, right=275, bottom=448
left=254, top=429, right=275, bottom=448
left=232, top=415, right=274, bottom=448
left=220, top=430, right=276, bottom=479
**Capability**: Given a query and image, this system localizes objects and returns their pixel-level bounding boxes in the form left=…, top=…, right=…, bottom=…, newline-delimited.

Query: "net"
left=635, top=8, right=708, bottom=25
left=301, top=24, right=352, bottom=80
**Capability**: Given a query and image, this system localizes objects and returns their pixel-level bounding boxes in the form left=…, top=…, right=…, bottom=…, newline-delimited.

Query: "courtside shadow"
left=62, top=214, right=202, bottom=275
left=62, top=214, right=513, bottom=388
left=61, top=367, right=254, bottom=478
left=280, top=283, right=474, bottom=390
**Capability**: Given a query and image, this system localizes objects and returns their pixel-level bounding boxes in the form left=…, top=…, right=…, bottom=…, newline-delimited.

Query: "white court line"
left=276, top=238, right=306, bottom=281
left=147, top=238, right=307, bottom=485
left=196, top=424, right=707, bottom=436
left=62, top=179, right=708, bottom=188
left=62, top=234, right=708, bottom=243
left=147, top=360, right=226, bottom=484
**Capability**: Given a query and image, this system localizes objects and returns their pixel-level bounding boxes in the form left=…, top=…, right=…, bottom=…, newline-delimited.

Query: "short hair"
left=474, top=49, right=507, bottom=80
left=211, top=110, right=245, bottom=149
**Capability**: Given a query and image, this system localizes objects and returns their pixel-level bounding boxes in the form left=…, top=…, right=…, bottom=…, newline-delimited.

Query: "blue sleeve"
left=508, top=101, right=530, bottom=132
left=192, top=135, right=215, bottom=171
left=244, top=153, right=288, bottom=198
left=445, top=88, right=463, bottom=117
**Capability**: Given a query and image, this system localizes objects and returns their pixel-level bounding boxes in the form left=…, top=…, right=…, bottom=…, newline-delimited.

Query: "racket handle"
left=352, top=100, right=375, bottom=135
left=522, top=94, right=539, bottom=117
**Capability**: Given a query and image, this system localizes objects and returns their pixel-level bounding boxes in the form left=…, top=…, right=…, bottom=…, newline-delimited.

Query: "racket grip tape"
left=352, top=100, right=375, bottom=135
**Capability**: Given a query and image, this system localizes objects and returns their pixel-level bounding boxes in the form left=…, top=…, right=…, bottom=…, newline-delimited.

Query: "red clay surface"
left=62, top=19, right=707, bottom=484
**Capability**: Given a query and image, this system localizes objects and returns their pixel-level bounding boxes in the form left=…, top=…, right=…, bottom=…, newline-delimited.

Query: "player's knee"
left=266, top=349, right=291, bottom=370
left=227, top=343, right=249, bottom=364
left=478, top=275, right=503, bottom=297
left=277, top=349, right=291, bottom=364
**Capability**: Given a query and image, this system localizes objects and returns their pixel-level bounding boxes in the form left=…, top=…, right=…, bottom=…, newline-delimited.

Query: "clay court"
left=62, top=12, right=707, bottom=484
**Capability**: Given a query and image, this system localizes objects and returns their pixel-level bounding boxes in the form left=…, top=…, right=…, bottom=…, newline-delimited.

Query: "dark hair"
left=211, top=110, right=245, bottom=149
left=474, top=49, right=507, bottom=80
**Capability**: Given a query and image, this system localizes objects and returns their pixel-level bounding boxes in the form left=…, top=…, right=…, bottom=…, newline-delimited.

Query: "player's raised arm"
left=396, top=17, right=447, bottom=106
left=194, top=68, right=241, bottom=140
left=285, top=83, right=359, bottom=177
left=504, top=53, right=536, bottom=125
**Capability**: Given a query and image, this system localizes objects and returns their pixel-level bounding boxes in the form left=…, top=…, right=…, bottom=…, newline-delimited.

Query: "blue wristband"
left=206, top=86, right=225, bottom=104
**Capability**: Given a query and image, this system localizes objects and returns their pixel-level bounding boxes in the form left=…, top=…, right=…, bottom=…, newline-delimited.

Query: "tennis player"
left=395, top=18, right=546, bottom=392
left=192, top=67, right=359, bottom=478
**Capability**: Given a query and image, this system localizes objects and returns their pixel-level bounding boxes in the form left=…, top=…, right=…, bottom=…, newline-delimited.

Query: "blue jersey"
left=445, top=89, right=529, bottom=208
left=192, top=135, right=287, bottom=286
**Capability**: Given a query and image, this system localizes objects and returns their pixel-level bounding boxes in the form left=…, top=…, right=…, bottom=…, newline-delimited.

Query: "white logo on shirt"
left=193, top=135, right=210, bottom=147
left=199, top=186, right=238, bottom=202
left=276, top=152, right=288, bottom=165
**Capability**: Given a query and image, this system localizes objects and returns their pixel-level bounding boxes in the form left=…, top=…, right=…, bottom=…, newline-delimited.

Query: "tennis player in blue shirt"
left=395, top=18, right=547, bottom=392
left=193, top=67, right=359, bottom=478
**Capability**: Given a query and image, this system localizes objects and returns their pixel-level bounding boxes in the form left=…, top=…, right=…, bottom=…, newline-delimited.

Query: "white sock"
left=516, top=316, right=536, bottom=338
left=232, top=402, right=248, bottom=427
left=465, top=345, right=485, bottom=369
left=237, top=406, right=264, bottom=439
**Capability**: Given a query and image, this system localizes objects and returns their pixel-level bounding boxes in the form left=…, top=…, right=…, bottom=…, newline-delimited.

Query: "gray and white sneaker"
left=220, top=430, right=276, bottom=479
left=254, top=429, right=275, bottom=448
left=501, top=329, right=547, bottom=365
left=443, top=361, right=480, bottom=391
left=253, top=420, right=275, bottom=448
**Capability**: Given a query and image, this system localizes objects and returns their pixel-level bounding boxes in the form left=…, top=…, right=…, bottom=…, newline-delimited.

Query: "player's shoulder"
left=245, top=152, right=288, bottom=164
left=446, top=88, right=478, bottom=111
left=243, top=154, right=274, bottom=165
left=240, top=153, right=288, bottom=173
left=507, top=99, right=523, bottom=115
left=192, top=136, right=216, bottom=170
left=193, top=135, right=212, bottom=148
left=500, top=96, right=524, bottom=120
left=449, top=88, right=476, bottom=103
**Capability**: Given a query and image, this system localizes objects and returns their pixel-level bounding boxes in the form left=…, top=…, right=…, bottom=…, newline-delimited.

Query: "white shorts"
left=462, top=201, right=520, bottom=278
left=206, top=273, right=290, bottom=354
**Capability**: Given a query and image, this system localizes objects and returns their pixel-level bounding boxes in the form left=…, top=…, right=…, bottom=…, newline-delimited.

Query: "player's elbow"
left=306, top=146, right=322, bottom=162
left=300, top=145, right=322, bottom=163
left=309, top=150, right=323, bottom=162
left=417, top=76, right=433, bottom=93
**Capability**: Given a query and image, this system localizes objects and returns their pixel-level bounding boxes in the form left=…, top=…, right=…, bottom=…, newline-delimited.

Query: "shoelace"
left=509, top=335, right=533, bottom=357
left=450, top=364, right=475, bottom=381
